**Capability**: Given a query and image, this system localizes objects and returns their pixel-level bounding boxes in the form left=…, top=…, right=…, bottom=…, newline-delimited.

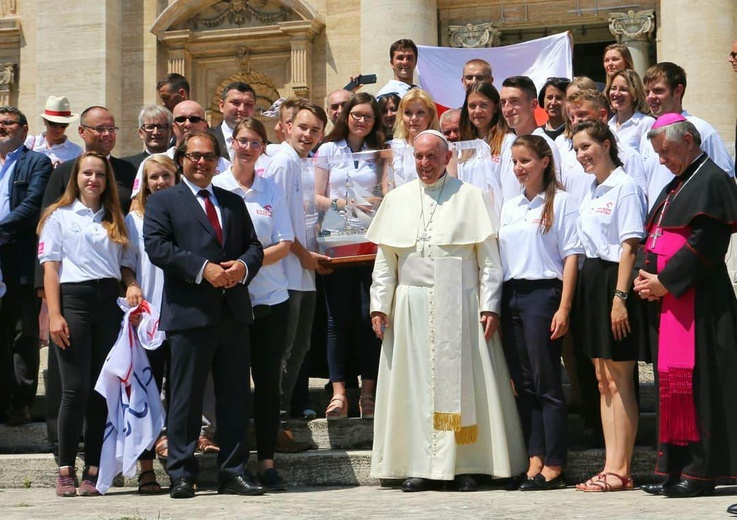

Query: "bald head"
left=414, top=131, right=452, bottom=184
left=172, top=100, right=208, bottom=144
left=326, top=89, right=353, bottom=124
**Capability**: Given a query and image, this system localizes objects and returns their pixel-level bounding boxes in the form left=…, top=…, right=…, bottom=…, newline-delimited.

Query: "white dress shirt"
left=607, top=112, right=655, bottom=153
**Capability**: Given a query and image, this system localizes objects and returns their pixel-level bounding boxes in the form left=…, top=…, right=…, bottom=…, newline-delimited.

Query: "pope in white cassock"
left=367, top=130, right=527, bottom=492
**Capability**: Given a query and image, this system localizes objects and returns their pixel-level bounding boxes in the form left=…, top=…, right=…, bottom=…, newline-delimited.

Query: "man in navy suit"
left=144, top=131, right=264, bottom=498
left=210, top=82, right=257, bottom=161
left=0, top=106, right=53, bottom=424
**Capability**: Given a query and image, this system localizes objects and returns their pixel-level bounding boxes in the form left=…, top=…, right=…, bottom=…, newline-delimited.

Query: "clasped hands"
left=633, top=269, right=669, bottom=301
left=204, top=260, right=246, bottom=289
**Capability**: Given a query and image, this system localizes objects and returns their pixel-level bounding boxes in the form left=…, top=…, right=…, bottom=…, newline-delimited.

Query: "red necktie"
left=198, top=189, right=223, bottom=244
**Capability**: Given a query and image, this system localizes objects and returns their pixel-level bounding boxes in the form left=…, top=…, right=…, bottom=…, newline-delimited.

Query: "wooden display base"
left=320, top=254, right=376, bottom=268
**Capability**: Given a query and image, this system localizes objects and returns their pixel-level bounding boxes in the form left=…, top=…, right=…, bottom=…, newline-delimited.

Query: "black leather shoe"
left=170, top=477, right=195, bottom=499
left=218, top=474, right=265, bottom=496
left=519, top=473, right=566, bottom=491
left=662, top=478, right=714, bottom=498
left=454, top=474, right=477, bottom=492
left=641, top=476, right=679, bottom=495
left=727, top=503, right=737, bottom=515
left=401, top=477, right=430, bottom=492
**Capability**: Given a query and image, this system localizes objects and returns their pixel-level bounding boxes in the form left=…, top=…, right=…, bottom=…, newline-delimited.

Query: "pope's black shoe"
left=662, top=478, right=714, bottom=498
left=218, top=474, right=265, bottom=496
left=454, top=474, right=477, bottom=492
left=727, top=503, right=737, bottom=515
left=401, top=477, right=430, bottom=492
left=169, top=477, right=195, bottom=499
left=641, top=476, right=679, bottom=495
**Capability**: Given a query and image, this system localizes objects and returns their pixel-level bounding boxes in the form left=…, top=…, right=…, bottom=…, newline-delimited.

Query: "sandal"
left=197, top=435, right=220, bottom=454
left=359, top=395, right=375, bottom=419
left=325, top=394, right=348, bottom=421
left=137, top=470, right=162, bottom=495
left=154, top=435, right=168, bottom=459
left=581, top=472, right=634, bottom=492
left=575, top=472, right=603, bottom=491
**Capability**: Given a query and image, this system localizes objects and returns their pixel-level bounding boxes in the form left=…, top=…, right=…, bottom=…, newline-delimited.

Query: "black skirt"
left=574, top=257, right=649, bottom=362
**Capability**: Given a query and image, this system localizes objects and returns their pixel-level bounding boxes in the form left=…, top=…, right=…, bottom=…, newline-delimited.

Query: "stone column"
left=167, top=48, right=192, bottom=77
left=659, top=0, right=737, bottom=150
left=608, top=9, right=655, bottom=78
left=0, top=62, right=14, bottom=106
left=287, top=34, right=312, bottom=99
left=360, top=0, right=438, bottom=95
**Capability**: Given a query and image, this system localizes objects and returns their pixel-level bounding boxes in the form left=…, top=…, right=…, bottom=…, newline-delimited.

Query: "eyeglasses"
left=184, top=152, right=218, bottom=162
left=174, top=115, right=205, bottom=124
left=730, top=51, right=737, bottom=60
left=349, top=112, right=375, bottom=123
left=234, top=138, right=263, bottom=149
left=0, top=119, right=20, bottom=127
left=83, top=125, right=119, bottom=135
left=463, top=74, right=490, bottom=82
left=46, top=121, right=69, bottom=129
left=329, top=102, right=346, bottom=111
left=141, top=123, right=171, bottom=132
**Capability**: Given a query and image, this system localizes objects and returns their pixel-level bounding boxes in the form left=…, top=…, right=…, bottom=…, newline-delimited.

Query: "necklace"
left=648, top=157, right=705, bottom=248
left=418, top=175, right=447, bottom=244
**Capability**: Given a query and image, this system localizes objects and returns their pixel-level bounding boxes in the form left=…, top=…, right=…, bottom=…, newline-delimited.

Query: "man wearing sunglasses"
left=25, top=96, right=83, bottom=168
left=131, top=101, right=230, bottom=199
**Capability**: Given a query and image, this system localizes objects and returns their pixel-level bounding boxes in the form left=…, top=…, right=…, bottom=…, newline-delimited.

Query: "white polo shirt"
left=455, top=137, right=509, bottom=221
left=255, top=143, right=283, bottom=178
left=263, top=144, right=316, bottom=292
left=499, top=189, right=583, bottom=282
left=498, top=128, right=562, bottom=205
left=640, top=110, right=735, bottom=209
left=315, top=140, right=382, bottom=199
left=555, top=134, right=647, bottom=211
left=131, top=148, right=231, bottom=197
left=607, top=111, right=655, bottom=153
left=213, top=169, right=293, bottom=306
left=376, top=80, right=414, bottom=99
left=124, top=211, right=164, bottom=312
left=577, top=167, right=645, bottom=263
left=25, top=134, right=83, bottom=167
left=38, top=199, right=133, bottom=283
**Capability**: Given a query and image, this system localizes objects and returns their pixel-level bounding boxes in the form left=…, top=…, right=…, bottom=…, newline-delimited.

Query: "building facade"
left=1, top=0, right=734, bottom=155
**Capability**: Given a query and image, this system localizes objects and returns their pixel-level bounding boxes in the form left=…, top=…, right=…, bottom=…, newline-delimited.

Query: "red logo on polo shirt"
left=595, top=202, right=613, bottom=215
left=38, top=242, right=44, bottom=255
left=256, top=204, right=273, bottom=217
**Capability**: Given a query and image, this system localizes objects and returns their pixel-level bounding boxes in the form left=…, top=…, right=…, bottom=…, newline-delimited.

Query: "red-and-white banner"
left=417, top=32, right=574, bottom=113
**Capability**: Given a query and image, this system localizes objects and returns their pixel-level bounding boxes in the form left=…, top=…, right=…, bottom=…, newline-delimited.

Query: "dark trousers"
left=138, top=340, right=169, bottom=461
left=323, top=266, right=380, bottom=382
left=56, top=279, right=122, bottom=468
left=280, top=290, right=315, bottom=412
left=251, top=300, right=289, bottom=460
left=501, top=279, right=567, bottom=467
left=0, top=283, right=41, bottom=416
left=166, top=309, right=251, bottom=483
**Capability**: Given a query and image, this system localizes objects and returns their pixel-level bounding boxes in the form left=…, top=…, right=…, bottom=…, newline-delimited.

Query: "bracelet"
left=614, top=289, right=628, bottom=301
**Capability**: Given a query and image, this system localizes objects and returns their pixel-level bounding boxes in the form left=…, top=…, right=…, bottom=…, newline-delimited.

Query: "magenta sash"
left=646, top=226, right=700, bottom=446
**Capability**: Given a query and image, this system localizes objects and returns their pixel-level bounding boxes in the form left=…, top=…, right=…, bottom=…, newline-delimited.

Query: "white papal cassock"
left=367, top=174, right=527, bottom=481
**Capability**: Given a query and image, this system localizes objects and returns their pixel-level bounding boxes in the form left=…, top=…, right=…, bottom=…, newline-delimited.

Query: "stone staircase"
left=0, top=370, right=662, bottom=489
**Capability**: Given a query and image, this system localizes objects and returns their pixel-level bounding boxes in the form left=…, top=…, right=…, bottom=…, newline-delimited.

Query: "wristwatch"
left=614, top=290, right=628, bottom=301
left=331, top=198, right=339, bottom=211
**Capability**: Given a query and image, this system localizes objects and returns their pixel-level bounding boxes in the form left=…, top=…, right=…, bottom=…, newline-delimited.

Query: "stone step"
left=0, top=411, right=658, bottom=456
left=0, top=447, right=662, bottom=490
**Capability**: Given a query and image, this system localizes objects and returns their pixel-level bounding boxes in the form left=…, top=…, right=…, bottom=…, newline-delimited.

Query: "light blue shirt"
left=0, top=145, right=23, bottom=222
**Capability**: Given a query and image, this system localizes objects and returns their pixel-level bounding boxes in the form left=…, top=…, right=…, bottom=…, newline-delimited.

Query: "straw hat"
left=39, top=96, right=79, bottom=124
